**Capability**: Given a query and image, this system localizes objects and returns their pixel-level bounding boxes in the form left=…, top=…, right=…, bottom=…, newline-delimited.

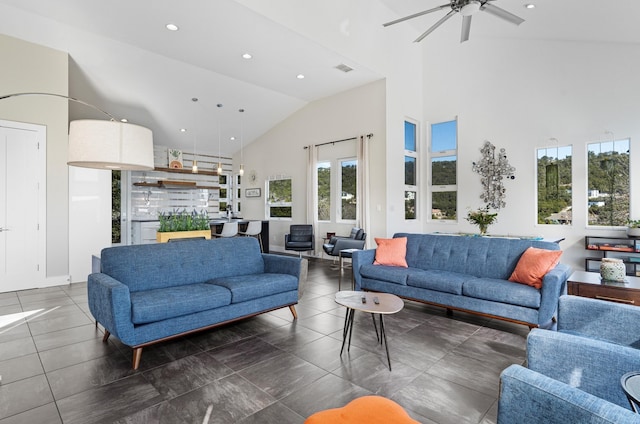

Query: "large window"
left=267, top=178, right=292, bottom=219
left=317, top=162, right=331, bottom=221
left=316, top=158, right=357, bottom=222
left=430, top=119, right=457, bottom=220
left=587, top=139, right=630, bottom=226
left=404, top=120, right=418, bottom=219
left=340, top=159, right=357, bottom=221
left=537, top=145, right=573, bottom=224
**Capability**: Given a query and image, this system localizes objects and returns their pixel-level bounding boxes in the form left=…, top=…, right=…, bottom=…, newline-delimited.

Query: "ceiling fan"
left=383, top=0, right=525, bottom=43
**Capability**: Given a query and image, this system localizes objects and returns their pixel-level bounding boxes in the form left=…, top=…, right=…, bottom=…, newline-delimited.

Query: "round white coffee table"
left=334, top=291, right=404, bottom=370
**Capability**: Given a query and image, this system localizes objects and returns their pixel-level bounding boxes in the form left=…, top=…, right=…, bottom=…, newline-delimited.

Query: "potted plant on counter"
left=157, top=209, right=211, bottom=243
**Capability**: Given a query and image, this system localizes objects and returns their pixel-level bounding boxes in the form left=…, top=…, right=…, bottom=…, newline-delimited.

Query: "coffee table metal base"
left=335, top=291, right=404, bottom=371
left=341, top=309, right=392, bottom=370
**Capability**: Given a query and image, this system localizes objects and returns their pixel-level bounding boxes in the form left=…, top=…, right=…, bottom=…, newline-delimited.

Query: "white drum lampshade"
left=67, top=119, right=154, bottom=171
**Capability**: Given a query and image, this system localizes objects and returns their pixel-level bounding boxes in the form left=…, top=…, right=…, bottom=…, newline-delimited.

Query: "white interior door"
left=0, top=121, right=46, bottom=292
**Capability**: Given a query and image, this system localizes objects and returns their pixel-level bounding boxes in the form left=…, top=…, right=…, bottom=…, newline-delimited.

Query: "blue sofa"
left=88, top=237, right=305, bottom=369
left=498, top=296, right=640, bottom=423
left=352, top=233, right=572, bottom=329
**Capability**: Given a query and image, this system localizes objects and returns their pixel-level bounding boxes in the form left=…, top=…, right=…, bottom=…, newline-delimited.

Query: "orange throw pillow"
left=509, top=247, right=562, bottom=289
left=373, top=237, right=408, bottom=267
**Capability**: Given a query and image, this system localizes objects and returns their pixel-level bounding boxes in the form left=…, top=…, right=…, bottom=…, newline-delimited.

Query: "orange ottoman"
left=304, top=395, right=419, bottom=424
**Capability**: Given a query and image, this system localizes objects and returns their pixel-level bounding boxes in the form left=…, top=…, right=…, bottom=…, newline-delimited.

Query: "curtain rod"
left=303, top=133, right=373, bottom=149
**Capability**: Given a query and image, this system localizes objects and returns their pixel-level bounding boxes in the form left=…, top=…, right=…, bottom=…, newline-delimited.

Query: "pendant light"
left=217, top=103, right=223, bottom=175
left=191, top=97, right=199, bottom=174
left=239, top=108, right=245, bottom=176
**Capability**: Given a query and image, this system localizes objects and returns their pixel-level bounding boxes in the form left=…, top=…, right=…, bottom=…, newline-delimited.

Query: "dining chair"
left=238, top=220, right=263, bottom=252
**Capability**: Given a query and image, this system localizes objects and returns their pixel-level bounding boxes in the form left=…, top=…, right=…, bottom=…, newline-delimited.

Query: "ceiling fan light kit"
left=383, top=0, right=525, bottom=43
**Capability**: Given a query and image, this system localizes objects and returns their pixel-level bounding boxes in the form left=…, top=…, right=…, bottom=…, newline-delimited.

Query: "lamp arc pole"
left=0, top=91, right=154, bottom=171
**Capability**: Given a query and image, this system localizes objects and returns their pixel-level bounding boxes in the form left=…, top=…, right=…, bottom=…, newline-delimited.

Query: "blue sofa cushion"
left=100, top=238, right=264, bottom=292
left=395, top=233, right=559, bottom=280
left=406, top=270, right=474, bottom=295
left=210, top=273, right=299, bottom=304
left=359, top=264, right=412, bottom=285
left=130, top=283, right=231, bottom=324
left=462, top=278, right=541, bottom=308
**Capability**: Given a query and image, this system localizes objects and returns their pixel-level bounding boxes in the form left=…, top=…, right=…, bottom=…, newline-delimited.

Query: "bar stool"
left=238, top=220, right=263, bottom=252
left=211, top=221, right=238, bottom=238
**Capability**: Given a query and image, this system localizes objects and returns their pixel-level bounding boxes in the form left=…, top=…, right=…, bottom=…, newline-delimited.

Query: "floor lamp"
left=0, top=92, right=154, bottom=171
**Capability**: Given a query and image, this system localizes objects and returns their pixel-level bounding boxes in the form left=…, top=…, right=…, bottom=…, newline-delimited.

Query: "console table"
left=567, top=270, right=640, bottom=306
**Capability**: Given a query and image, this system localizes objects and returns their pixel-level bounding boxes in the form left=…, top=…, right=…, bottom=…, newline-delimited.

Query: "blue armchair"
left=498, top=295, right=640, bottom=423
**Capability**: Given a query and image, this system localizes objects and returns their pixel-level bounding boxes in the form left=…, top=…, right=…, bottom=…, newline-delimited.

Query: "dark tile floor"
left=0, top=258, right=528, bottom=424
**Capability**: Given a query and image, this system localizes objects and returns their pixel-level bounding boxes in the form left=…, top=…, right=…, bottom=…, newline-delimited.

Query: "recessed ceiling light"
left=230, top=136, right=236, bottom=141
left=242, top=53, right=252, bottom=59
left=524, top=4, right=535, bottom=9
left=166, top=23, right=179, bottom=31
left=120, top=118, right=128, bottom=123
left=296, top=74, right=305, bottom=79
left=180, top=128, right=187, bottom=133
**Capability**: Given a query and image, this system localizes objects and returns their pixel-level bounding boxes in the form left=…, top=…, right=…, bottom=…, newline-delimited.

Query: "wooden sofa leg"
left=132, top=347, right=143, bottom=370
left=289, top=305, right=298, bottom=320
left=102, top=330, right=110, bottom=343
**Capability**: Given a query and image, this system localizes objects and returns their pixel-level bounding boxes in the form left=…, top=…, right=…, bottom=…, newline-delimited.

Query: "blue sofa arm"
left=527, top=328, right=640, bottom=408
left=352, top=249, right=376, bottom=291
left=537, top=263, right=572, bottom=328
left=558, top=295, right=640, bottom=347
left=262, top=253, right=302, bottom=277
left=498, top=365, right=640, bottom=424
left=262, top=254, right=306, bottom=299
left=87, top=273, right=135, bottom=345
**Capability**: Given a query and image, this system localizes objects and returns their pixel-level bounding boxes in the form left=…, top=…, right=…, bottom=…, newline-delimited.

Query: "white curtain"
left=357, top=135, right=371, bottom=249
left=306, top=145, right=318, bottom=254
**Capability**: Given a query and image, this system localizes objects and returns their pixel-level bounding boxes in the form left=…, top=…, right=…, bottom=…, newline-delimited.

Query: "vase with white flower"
left=466, top=206, right=498, bottom=235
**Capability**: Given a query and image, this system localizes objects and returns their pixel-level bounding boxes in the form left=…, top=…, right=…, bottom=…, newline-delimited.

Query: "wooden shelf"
left=133, top=181, right=219, bottom=190
left=154, top=167, right=220, bottom=176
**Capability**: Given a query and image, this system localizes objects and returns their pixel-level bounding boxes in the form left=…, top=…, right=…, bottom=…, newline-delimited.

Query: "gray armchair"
left=322, top=228, right=366, bottom=258
left=284, top=225, right=314, bottom=257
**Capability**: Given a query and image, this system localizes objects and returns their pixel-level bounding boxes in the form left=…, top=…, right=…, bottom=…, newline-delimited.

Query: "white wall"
left=237, top=80, right=386, bottom=253
left=0, top=33, right=70, bottom=283
left=422, top=37, right=640, bottom=271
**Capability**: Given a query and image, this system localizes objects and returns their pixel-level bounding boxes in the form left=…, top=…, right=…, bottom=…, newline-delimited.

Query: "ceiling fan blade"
left=461, top=15, right=472, bottom=42
left=383, top=4, right=450, bottom=27
left=481, top=2, right=524, bottom=26
left=414, top=9, right=457, bottom=42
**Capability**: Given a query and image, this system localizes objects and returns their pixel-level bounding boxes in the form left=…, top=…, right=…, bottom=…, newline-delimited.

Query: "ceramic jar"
left=600, top=258, right=626, bottom=282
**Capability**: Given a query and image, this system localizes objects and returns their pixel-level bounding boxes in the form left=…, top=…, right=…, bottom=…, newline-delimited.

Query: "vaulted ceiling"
left=1, top=0, right=638, bottom=156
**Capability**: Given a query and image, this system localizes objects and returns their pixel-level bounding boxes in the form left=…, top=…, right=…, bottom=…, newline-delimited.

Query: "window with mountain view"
left=317, top=162, right=330, bottom=221
left=430, top=119, right=457, bottom=220
left=537, top=145, right=572, bottom=225
left=340, top=159, right=357, bottom=221
left=587, top=139, right=630, bottom=226
left=405, top=120, right=418, bottom=219
left=267, top=178, right=292, bottom=219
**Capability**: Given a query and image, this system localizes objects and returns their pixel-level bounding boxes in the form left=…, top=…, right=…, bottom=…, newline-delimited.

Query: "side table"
left=338, top=248, right=360, bottom=290
left=621, top=371, right=640, bottom=413
left=567, top=271, right=640, bottom=305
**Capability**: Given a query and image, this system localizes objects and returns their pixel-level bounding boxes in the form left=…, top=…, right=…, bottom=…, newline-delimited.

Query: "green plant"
left=466, top=206, right=498, bottom=235
left=158, top=209, right=210, bottom=232
left=628, top=219, right=640, bottom=228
